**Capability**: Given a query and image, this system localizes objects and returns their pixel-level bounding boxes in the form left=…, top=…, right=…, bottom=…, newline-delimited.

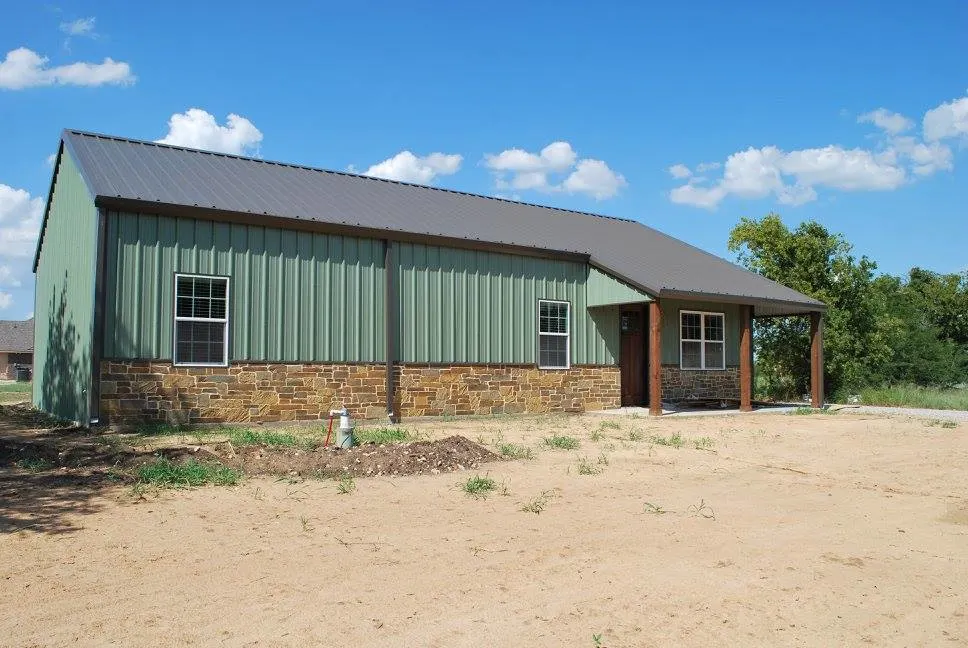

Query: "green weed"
left=544, top=434, right=580, bottom=450
left=925, top=419, right=958, bottom=429
left=651, top=432, right=686, bottom=448
left=520, top=490, right=556, bottom=514
left=14, top=457, right=52, bottom=471
left=462, top=475, right=498, bottom=499
left=860, top=385, right=968, bottom=411
left=643, top=502, right=667, bottom=515
left=228, top=428, right=317, bottom=449
left=354, top=427, right=411, bottom=445
left=687, top=498, right=715, bottom=519
left=136, top=457, right=241, bottom=488
left=576, top=456, right=602, bottom=475
left=497, top=442, right=534, bottom=460
left=693, top=436, right=715, bottom=450
left=336, top=475, right=355, bottom=494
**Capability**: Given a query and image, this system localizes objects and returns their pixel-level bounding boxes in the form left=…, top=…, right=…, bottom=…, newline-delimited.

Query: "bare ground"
left=1, top=407, right=966, bottom=647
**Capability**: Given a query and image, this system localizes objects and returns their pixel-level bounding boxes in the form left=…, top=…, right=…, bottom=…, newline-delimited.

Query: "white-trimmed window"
left=538, top=300, right=570, bottom=369
left=680, top=310, right=725, bottom=370
left=174, top=273, right=229, bottom=366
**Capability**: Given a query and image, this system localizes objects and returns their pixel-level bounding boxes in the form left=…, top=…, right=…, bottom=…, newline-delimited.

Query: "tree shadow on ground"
left=0, top=405, right=135, bottom=535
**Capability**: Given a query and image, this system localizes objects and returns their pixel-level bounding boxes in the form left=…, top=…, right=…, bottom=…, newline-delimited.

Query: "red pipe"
left=324, top=413, right=334, bottom=447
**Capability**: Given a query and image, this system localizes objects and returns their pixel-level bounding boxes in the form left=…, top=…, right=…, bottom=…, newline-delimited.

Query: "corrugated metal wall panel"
left=33, top=150, right=98, bottom=422
left=660, top=298, right=741, bottom=365
left=586, top=266, right=652, bottom=307
left=104, top=212, right=386, bottom=362
left=396, top=242, right=619, bottom=365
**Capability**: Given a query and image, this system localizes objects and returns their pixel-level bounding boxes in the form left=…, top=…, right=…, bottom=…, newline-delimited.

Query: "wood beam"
left=810, top=312, right=824, bottom=408
left=739, top=305, right=752, bottom=412
left=649, top=300, right=662, bottom=416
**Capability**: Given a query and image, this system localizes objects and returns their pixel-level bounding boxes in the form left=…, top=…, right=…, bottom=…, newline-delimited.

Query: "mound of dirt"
left=222, top=435, right=500, bottom=478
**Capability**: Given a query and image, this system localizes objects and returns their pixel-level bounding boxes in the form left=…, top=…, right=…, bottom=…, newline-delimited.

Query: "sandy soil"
left=1, top=411, right=967, bottom=647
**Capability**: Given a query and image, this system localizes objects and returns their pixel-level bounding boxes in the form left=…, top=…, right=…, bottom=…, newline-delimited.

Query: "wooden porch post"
left=810, top=312, right=824, bottom=408
left=649, top=300, right=662, bottom=416
left=739, top=305, right=752, bottom=412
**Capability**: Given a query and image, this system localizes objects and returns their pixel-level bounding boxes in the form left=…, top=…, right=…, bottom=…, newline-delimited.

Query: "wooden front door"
left=620, top=306, right=646, bottom=406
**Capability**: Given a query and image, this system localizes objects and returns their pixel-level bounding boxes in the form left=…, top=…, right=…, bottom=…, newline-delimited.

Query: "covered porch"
left=601, top=294, right=825, bottom=416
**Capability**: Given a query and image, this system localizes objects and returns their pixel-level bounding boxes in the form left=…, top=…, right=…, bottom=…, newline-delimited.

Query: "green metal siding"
left=396, top=242, right=619, bottom=365
left=33, top=151, right=98, bottom=422
left=104, top=212, right=386, bottom=362
left=660, top=298, right=741, bottom=366
left=586, top=266, right=652, bottom=307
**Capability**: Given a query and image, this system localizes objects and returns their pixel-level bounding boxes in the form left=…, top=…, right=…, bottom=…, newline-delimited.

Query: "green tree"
left=728, top=213, right=893, bottom=399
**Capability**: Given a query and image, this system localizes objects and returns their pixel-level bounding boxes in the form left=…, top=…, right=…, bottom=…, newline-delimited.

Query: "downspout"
left=384, top=239, right=398, bottom=423
left=89, top=207, right=108, bottom=425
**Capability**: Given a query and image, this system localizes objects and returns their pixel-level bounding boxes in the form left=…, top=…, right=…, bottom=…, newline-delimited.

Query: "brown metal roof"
left=0, top=319, right=33, bottom=353
left=43, top=129, right=824, bottom=316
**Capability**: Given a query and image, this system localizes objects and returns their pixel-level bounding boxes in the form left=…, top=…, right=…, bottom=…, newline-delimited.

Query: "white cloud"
left=156, top=109, right=263, bottom=155
left=362, top=150, right=463, bottom=184
left=0, top=292, right=11, bottom=310
left=0, top=265, right=22, bottom=288
left=671, top=92, right=968, bottom=209
left=0, top=47, right=134, bottom=90
left=0, top=184, right=43, bottom=256
left=671, top=145, right=905, bottom=209
left=562, top=159, right=627, bottom=200
left=858, top=108, right=913, bottom=135
left=923, top=92, right=968, bottom=142
left=695, top=161, right=721, bottom=173
left=668, top=164, right=692, bottom=179
left=60, top=17, right=97, bottom=37
left=484, top=141, right=626, bottom=200
left=45, top=153, right=56, bottom=168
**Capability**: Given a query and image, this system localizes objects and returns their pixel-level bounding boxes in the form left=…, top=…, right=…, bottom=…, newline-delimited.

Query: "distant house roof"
left=0, top=319, right=33, bottom=353
left=42, top=129, right=824, bottom=316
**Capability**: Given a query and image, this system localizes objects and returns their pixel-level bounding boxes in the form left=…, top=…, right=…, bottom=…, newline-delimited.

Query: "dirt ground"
left=1, top=408, right=966, bottom=647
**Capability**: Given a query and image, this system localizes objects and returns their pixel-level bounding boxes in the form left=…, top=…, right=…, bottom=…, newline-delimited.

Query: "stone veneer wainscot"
left=660, top=365, right=740, bottom=402
left=100, top=362, right=621, bottom=425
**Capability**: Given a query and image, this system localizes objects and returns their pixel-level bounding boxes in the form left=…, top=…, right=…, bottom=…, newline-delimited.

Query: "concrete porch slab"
left=587, top=404, right=800, bottom=418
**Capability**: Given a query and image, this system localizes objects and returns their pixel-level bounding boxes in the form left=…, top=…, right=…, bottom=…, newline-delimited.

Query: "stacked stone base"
left=660, top=365, right=740, bottom=402
left=99, top=361, right=621, bottom=425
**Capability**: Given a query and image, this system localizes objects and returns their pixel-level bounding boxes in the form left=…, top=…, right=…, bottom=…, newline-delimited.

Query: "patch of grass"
left=520, top=489, right=555, bottom=514
left=643, top=501, right=667, bottom=515
left=336, top=475, right=355, bottom=494
left=589, top=429, right=603, bottom=442
left=300, top=515, right=314, bottom=532
left=599, top=420, right=620, bottom=430
left=790, top=407, right=836, bottom=416
left=0, top=382, right=31, bottom=393
left=628, top=428, right=644, bottom=442
left=497, top=442, right=534, bottom=460
left=353, top=427, right=411, bottom=445
left=925, top=419, right=958, bottom=429
left=544, top=434, right=580, bottom=450
left=14, top=457, right=52, bottom=471
left=860, top=385, right=968, bottom=411
left=228, top=428, right=317, bottom=449
left=136, top=457, right=240, bottom=488
left=693, top=436, right=715, bottom=450
left=651, top=432, right=685, bottom=448
left=462, top=474, right=498, bottom=499
left=576, top=456, right=602, bottom=475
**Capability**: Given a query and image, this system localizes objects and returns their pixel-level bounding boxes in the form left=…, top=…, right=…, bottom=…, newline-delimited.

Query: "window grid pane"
left=681, top=341, right=702, bottom=369
left=681, top=311, right=726, bottom=370
left=704, top=341, right=724, bottom=369
left=538, top=301, right=569, bottom=368
left=175, top=275, right=229, bottom=365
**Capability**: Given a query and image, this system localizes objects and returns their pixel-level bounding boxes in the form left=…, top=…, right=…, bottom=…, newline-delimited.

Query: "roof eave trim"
left=658, top=289, right=827, bottom=312
left=94, top=196, right=594, bottom=264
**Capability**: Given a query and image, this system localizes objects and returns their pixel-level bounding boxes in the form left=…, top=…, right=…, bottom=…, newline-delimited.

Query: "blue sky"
left=1, top=1, right=966, bottom=320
